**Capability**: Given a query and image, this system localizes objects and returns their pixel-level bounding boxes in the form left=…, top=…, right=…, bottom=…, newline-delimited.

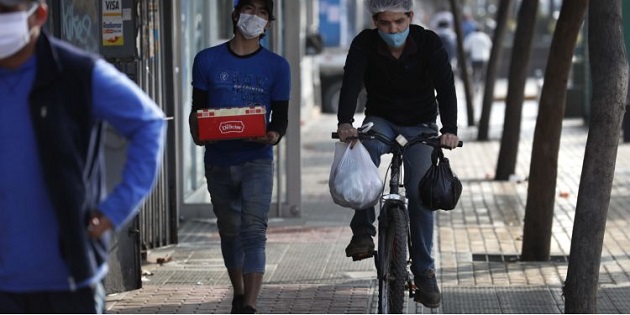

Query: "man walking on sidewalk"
left=335, top=0, right=460, bottom=308
left=188, top=0, right=290, bottom=313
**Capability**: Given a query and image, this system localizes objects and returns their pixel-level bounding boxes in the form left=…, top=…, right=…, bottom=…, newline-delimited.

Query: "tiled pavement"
left=106, top=84, right=630, bottom=313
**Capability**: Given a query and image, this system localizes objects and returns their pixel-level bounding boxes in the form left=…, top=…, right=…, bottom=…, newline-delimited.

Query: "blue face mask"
left=378, top=26, right=410, bottom=48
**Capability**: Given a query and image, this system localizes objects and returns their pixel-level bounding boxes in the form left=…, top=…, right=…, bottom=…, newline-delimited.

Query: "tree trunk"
left=564, top=1, right=628, bottom=313
left=449, top=0, right=475, bottom=127
left=521, top=0, right=589, bottom=261
left=477, top=0, right=513, bottom=141
left=494, top=0, right=539, bottom=180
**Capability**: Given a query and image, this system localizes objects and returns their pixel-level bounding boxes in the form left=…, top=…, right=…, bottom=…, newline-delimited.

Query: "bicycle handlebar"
left=331, top=131, right=463, bottom=149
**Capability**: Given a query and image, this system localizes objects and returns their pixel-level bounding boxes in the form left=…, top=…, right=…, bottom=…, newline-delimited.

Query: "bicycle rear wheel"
left=377, top=205, right=409, bottom=314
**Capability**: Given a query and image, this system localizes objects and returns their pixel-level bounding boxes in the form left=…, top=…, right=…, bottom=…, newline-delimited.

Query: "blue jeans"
left=350, top=116, right=438, bottom=276
left=205, top=159, right=273, bottom=274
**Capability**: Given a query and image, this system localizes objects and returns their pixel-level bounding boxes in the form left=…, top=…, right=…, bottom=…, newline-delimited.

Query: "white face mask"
left=236, top=13, right=267, bottom=40
left=0, top=5, right=38, bottom=60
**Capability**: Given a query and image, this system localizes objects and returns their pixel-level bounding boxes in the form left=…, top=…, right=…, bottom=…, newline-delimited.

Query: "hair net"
left=365, top=0, right=413, bottom=15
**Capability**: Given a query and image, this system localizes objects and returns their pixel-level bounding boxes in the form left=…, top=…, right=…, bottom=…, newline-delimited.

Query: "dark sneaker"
left=414, top=269, right=441, bottom=308
left=345, top=234, right=375, bottom=260
left=230, top=295, right=244, bottom=314
left=241, top=305, right=258, bottom=314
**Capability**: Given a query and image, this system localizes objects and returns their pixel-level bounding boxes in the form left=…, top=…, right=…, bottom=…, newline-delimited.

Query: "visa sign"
left=105, top=0, right=120, bottom=10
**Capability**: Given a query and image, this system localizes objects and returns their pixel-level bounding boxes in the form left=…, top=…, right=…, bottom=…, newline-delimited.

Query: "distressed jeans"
left=350, top=116, right=438, bottom=275
left=205, top=159, right=273, bottom=274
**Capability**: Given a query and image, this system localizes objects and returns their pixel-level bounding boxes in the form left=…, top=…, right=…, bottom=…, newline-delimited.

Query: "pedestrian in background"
left=336, top=0, right=460, bottom=308
left=188, top=0, right=290, bottom=313
left=435, top=19, right=457, bottom=70
left=461, top=11, right=478, bottom=39
left=463, top=26, right=492, bottom=89
left=428, top=5, right=452, bottom=30
left=0, top=0, right=166, bottom=313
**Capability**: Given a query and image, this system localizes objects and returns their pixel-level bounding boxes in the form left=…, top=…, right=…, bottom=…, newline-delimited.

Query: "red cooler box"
left=197, top=106, right=267, bottom=140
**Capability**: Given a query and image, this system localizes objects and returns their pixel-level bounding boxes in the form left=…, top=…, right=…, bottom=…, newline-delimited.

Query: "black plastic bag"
left=419, top=148, right=462, bottom=211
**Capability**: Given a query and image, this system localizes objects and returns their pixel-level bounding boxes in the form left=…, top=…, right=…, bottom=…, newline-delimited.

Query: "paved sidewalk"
left=107, top=89, right=630, bottom=313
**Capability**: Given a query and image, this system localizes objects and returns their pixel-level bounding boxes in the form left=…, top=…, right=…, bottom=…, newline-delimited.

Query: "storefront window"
left=218, top=0, right=234, bottom=40
left=180, top=0, right=207, bottom=204
left=179, top=0, right=236, bottom=208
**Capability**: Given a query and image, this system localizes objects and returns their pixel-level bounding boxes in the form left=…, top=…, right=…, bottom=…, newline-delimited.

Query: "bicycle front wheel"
left=377, top=205, right=409, bottom=314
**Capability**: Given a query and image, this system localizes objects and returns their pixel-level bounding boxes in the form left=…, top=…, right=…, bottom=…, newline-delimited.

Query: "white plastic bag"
left=329, top=141, right=383, bottom=209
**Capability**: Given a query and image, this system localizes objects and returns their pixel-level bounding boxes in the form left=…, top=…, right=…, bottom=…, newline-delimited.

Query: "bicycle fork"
left=390, top=192, right=415, bottom=300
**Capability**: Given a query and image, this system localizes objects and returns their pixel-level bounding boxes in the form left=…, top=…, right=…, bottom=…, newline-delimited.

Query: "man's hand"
left=189, top=112, right=215, bottom=146
left=440, top=133, right=460, bottom=149
left=247, top=131, right=280, bottom=145
left=337, top=123, right=358, bottom=143
left=87, top=211, right=113, bottom=239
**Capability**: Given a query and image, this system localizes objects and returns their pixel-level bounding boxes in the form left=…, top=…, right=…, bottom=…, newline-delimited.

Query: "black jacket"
left=338, top=24, right=458, bottom=135
left=30, top=31, right=107, bottom=288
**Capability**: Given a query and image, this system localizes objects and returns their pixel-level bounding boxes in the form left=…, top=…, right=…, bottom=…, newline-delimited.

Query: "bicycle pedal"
left=406, top=281, right=417, bottom=298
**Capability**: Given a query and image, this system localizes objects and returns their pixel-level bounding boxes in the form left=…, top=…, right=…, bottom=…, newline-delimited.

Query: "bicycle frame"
left=347, top=130, right=434, bottom=313
left=370, top=132, right=419, bottom=314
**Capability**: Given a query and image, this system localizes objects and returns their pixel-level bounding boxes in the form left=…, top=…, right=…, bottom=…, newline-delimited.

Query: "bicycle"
left=332, top=123, right=462, bottom=314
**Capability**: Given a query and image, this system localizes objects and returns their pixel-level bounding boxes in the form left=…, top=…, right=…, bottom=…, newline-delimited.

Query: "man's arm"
left=189, top=87, right=211, bottom=146
left=337, top=38, right=368, bottom=126
left=91, top=59, right=166, bottom=231
left=251, top=55, right=292, bottom=145
left=247, top=100, right=288, bottom=145
left=266, top=100, right=288, bottom=145
left=427, top=32, right=458, bottom=135
left=336, top=35, right=369, bottom=142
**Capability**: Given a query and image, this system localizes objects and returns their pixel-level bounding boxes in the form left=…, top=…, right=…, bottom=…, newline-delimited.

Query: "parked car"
left=316, top=47, right=366, bottom=114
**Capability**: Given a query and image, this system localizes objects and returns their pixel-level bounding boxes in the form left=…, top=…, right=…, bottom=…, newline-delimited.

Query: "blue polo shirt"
left=192, top=43, right=291, bottom=166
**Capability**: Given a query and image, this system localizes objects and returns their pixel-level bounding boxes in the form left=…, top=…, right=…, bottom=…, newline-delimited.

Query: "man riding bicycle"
left=335, top=0, right=460, bottom=308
